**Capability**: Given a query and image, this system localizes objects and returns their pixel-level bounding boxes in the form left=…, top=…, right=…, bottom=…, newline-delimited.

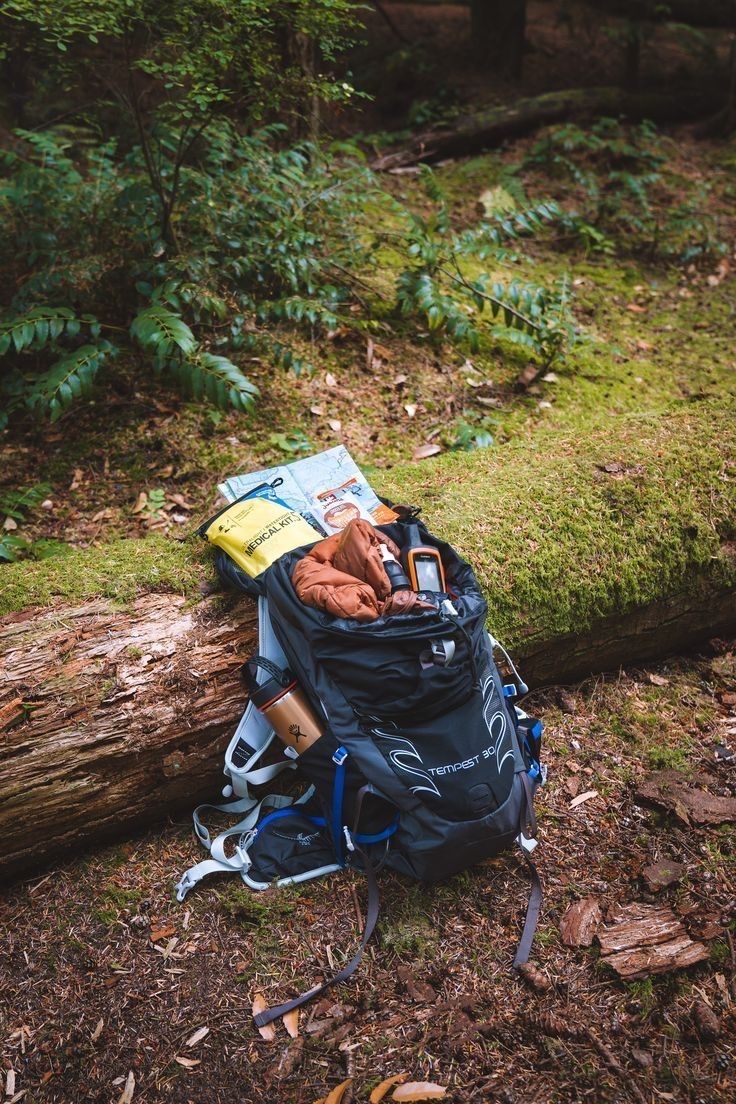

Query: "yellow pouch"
left=201, top=490, right=320, bottom=578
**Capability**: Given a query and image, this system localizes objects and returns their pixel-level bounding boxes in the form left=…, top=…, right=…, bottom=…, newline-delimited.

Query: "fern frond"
left=28, top=341, right=115, bottom=421
left=130, top=305, right=197, bottom=357
left=164, top=351, right=259, bottom=411
left=0, top=307, right=81, bottom=355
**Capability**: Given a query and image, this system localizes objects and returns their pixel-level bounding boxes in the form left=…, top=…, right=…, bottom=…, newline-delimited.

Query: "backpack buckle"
left=343, top=826, right=356, bottom=853
left=332, top=747, right=348, bottom=766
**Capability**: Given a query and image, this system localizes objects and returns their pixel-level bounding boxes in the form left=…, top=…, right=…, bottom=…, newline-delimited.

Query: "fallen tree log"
left=1, top=400, right=734, bottom=880
left=370, top=83, right=725, bottom=171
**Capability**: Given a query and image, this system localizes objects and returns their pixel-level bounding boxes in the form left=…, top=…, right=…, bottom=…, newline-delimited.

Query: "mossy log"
left=1, top=401, right=735, bottom=880
left=371, top=84, right=725, bottom=171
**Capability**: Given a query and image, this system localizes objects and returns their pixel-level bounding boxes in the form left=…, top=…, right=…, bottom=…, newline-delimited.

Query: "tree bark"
left=1, top=577, right=734, bottom=881
left=370, top=83, right=725, bottom=171
left=470, top=0, right=527, bottom=78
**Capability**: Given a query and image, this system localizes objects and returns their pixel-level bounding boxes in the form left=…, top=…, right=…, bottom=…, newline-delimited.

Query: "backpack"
left=176, top=509, right=545, bottom=1028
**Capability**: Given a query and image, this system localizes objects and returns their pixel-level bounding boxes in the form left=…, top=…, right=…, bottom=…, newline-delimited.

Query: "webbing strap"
left=253, top=844, right=380, bottom=1028
left=512, top=854, right=543, bottom=968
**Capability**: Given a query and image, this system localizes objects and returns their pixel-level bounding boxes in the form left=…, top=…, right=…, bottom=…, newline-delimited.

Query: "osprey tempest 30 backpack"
left=176, top=511, right=545, bottom=1028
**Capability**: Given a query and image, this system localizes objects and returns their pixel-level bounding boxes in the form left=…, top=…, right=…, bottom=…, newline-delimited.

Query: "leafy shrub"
left=0, top=483, right=51, bottom=561
left=519, top=118, right=725, bottom=261
left=1, top=123, right=573, bottom=427
left=0, top=124, right=374, bottom=426
left=395, top=167, right=575, bottom=367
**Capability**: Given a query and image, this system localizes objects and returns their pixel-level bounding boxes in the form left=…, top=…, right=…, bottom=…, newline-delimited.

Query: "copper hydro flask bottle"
left=243, top=656, right=324, bottom=755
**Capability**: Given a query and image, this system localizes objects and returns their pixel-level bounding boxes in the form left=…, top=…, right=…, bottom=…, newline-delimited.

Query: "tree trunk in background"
left=470, top=0, right=527, bottom=78
left=2, top=580, right=735, bottom=881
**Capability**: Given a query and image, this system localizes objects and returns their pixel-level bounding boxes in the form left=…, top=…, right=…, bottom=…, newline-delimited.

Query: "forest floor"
left=2, top=647, right=735, bottom=1103
left=2, top=5, right=736, bottom=1103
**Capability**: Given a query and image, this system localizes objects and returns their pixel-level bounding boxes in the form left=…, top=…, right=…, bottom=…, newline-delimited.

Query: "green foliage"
left=0, top=482, right=51, bottom=562
left=395, top=168, right=572, bottom=365
left=269, top=429, right=313, bottom=455
left=0, top=124, right=371, bottom=421
left=520, top=118, right=725, bottom=261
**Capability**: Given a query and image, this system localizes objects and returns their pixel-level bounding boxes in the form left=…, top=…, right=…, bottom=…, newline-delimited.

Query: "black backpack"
left=177, top=511, right=545, bottom=1028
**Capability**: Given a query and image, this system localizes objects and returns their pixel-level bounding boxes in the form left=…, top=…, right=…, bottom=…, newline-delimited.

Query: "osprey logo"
left=371, top=729, right=441, bottom=798
left=482, top=673, right=515, bottom=773
left=273, top=829, right=320, bottom=847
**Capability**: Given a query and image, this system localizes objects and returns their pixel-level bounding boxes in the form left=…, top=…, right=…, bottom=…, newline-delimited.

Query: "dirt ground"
left=2, top=646, right=735, bottom=1104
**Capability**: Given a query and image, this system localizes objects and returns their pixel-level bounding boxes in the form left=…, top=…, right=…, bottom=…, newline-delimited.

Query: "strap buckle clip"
left=332, top=747, right=348, bottom=766
left=175, top=872, right=195, bottom=902
left=235, top=843, right=252, bottom=870
left=343, top=826, right=355, bottom=853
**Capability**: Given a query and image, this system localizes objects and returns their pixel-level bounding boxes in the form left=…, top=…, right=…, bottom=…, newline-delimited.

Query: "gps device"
left=403, top=524, right=447, bottom=593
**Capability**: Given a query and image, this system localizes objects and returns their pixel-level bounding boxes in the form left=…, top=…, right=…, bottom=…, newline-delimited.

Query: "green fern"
left=130, top=305, right=197, bottom=357
left=0, top=306, right=92, bottom=354
left=28, top=342, right=115, bottom=421
left=165, top=352, right=259, bottom=411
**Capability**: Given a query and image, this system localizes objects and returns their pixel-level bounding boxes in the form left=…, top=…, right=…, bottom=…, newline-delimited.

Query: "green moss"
left=377, top=397, right=736, bottom=649
left=0, top=534, right=205, bottom=616
left=218, top=883, right=297, bottom=929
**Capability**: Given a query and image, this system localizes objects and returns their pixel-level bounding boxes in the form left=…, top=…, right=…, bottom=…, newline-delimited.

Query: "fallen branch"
left=371, top=83, right=726, bottom=171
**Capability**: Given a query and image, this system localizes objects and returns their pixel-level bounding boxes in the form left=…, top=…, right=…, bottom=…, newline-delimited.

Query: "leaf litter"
left=1, top=649, right=735, bottom=1101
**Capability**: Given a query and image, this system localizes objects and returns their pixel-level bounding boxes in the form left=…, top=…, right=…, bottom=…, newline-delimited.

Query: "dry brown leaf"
left=174, top=1056, right=200, bottom=1069
left=393, top=374, right=407, bottom=387
left=325, top=372, right=337, bottom=388
left=328, top=419, right=342, bottom=433
left=647, top=673, right=669, bottom=686
left=404, top=404, right=417, bottom=418
left=310, top=405, right=325, bottom=416
left=626, top=303, right=646, bottom=313
left=3, top=516, right=18, bottom=531
left=413, top=443, right=442, bottom=461
left=132, top=491, right=148, bottom=514
left=252, top=994, right=276, bottom=1041
left=69, top=467, right=84, bottom=490
left=117, top=1070, right=135, bottom=1104
left=90, top=1018, right=104, bottom=1042
left=5, top=1070, right=16, bottom=1096
left=324, top=1078, right=353, bottom=1104
left=370, top=1073, right=409, bottom=1103
left=392, top=1083, right=447, bottom=1101
left=569, top=789, right=599, bottom=809
left=282, top=1009, right=299, bottom=1038
left=168, top=493, right=193, bottom=511
left=185, top=1025, right=209, bottom=1048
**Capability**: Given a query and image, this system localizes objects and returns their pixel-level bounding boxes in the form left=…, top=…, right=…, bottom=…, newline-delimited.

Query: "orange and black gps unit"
left=403, top=524, right=447, bottom=593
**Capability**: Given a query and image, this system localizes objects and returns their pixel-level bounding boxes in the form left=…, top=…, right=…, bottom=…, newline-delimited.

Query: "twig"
left=585, top=1027, right=648, bottom=1104
left=349, top=882, right=363, bottom=932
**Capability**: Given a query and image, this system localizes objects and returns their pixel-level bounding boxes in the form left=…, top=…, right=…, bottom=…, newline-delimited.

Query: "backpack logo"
left=370, top=729, right=441, bottom=798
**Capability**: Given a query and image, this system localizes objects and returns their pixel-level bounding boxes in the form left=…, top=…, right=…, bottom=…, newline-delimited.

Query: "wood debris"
left=559, top=896, right=602, bottom=947
left=597, top=903, right=708, bottom=980
left=635, top=770, right=736, bottom=825
left=641, top=860, right=686, bottom=892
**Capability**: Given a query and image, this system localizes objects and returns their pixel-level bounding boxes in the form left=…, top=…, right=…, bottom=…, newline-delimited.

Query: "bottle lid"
left=242, top=655, right=295, bottom=708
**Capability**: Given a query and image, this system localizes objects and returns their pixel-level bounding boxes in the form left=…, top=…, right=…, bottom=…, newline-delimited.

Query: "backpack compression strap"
left=253, top=843, right=380, bottom=1028
left=512, top=856, right=543, bottom=968
left=512, top=770, right=542, bottom=967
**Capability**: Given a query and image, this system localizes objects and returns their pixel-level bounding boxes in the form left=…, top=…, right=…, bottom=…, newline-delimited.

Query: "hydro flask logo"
left=288, top=723, right=305, bottom=743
